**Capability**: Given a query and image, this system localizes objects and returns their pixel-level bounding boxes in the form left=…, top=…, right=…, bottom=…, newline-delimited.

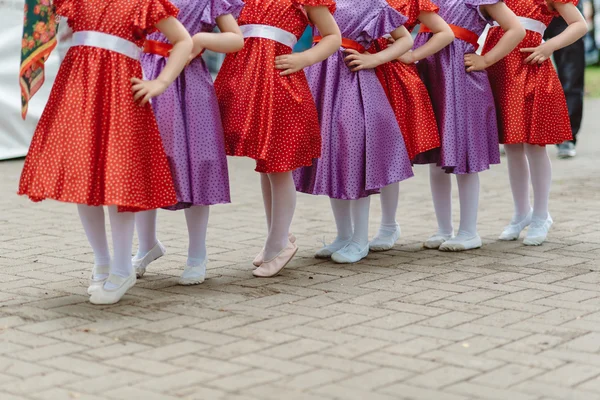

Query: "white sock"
left=330, top=198, right=353, bottom=243
left=429, top=165, right=454, bottom=235
left=184, top=206, right=209, bottom=267
left=264, top=172, right=296, bottom=261
left=134, top=209, right=158, bottom=258
left=377, top=183, right=400, bottom=236
left=351, top=197, right=371, bottom=248
left=106, top=206, right=135, bottom=289
left=456, top=173, right=480, bottom=239
left=77, top=205, right=111, bottom=280
left=504, top=144, right=532, bottom=221
left=525, top=144, right=552, bottom=221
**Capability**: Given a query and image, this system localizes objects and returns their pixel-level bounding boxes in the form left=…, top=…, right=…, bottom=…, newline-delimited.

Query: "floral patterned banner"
left=19, top=0, right=57, bottom=119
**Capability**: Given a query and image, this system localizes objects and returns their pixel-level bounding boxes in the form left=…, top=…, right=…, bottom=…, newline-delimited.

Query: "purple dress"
left=293, top=0, right=414, bottom=200
left=141, top=0, right=243, bottom=210
left=413, top=0, right=500, bottom=175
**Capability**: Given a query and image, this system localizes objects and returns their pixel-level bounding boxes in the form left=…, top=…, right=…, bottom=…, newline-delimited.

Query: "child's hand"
left=464, top=53, right=490, bottom=72
left=398, top=51, right=416, bottom=65
left=344, top=49, right=381, bottom=72
left=131, top=77, right=168, bottom=105
left=275, top=53, right=310, bottom=76
left=520, top=43, right=553, bottom=64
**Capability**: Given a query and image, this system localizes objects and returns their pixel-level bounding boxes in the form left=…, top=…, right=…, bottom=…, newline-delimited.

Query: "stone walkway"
left=1, top=100, right=600, bottom=400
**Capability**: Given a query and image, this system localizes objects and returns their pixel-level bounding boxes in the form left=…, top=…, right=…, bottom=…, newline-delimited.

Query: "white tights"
left=77, top=205, right=135, bottom=279
left=504, top=144, right=551, bottom=221
left=377, top=183, right=400, bottom=234
left=429, top=166, right=480, bottom=238
left=330, top=197, right=371, bottom=248
left=135, top=206, right=210, bottom=267
left=260, top=172, right=297, bottom=261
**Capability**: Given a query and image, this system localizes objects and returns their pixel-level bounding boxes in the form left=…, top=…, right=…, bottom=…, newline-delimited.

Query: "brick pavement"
left=0, top=99, right=600, bottom=399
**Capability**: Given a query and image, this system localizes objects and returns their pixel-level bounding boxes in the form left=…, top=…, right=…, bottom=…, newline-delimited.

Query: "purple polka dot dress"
left=412, top=0, right=501, bottom=175
left=141, top=0, right=244, bottom=210
left=293, top=0, right=414, bottom=200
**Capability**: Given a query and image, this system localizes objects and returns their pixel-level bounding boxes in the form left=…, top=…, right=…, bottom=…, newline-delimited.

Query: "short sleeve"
left=417, top=0, right=439, bottom=14
left=134, top=0, right=180, bottom=36
left=363, top=4, right=408, bottom=43
left=293, top=0, right=336, bottom=15
left=200, top=0, right=245, bottom=26
left=53, top=0, right=75, bottom=20
left=465, top=0, right=500, bottom=24
left=549, top=0, right=579, bottom=15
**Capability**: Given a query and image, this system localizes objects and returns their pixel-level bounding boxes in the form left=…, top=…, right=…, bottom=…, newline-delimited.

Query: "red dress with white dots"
left=18, top=0, right=179, bottom=212
left=214, top=0, right=336, bottom=173
left=370, top=0, right=441, bottom=161
left=483, top=0, right=576, bottom=145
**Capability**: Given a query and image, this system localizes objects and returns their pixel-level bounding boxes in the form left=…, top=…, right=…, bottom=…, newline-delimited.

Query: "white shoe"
left=499, top=209, right=533, bottom=241
left=87, top=264, right=110, bottom=295
left=315, top=238, right=351, bottom=259
left=331, top=242, right=369, bottom=264
left=179, top=260, right=206, bottom=286
left=523, top=215, right=553, bottom=246
left=369, top=224, right=401, bottom=252
left=89, top=273, right=136, bottom=305
left=423, top=232, right=454, bottom=249
left=132, top=241, right=166, bottom=278
left=439, top=234, right=482, bottom=252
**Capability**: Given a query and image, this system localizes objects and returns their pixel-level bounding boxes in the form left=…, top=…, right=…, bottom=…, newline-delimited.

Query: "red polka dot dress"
left=214, top=0, right=336, bottom=173
left=482, top=0, right=575, bottom=145
left=18, top=0, right=179, bottom=212
left=370, top=0, right=441, bottom=161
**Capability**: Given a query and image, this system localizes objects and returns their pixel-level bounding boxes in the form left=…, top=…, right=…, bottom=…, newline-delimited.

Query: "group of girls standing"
left=17, top=0, right=587, bottom=305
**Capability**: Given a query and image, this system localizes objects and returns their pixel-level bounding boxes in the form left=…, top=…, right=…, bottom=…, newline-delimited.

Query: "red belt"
left=313, top=36, right=366, bottom=53
left=143, top=40, right=204, bottom=58
left=419, top=24, right=480, bottom=50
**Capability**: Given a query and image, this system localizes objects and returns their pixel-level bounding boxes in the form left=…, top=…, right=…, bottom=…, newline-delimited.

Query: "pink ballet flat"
left=252, top=241, right=298, bottom=278
left=253, top=233, right=296, bottom=268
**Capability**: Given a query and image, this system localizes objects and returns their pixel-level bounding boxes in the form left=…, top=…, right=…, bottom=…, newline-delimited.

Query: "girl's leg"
left=180, top=205, right=210, bottom=285
left=315, top=198, right=353, bottom=258
left=425, top=165, right=454, bottom=248
left=253, top=172, right=298, bottom=278
left=263, top=171, right=296, bottom=261
left=77, top=205, right=111, bottom=282
left=331, top=197, right=370, bottom=264
left=260, top=173, right=272, bottom=233
left=134, top=209, right=158, bottom=257
left=77, top=205, right=111, bottom=267
left=500, top=144, right=533, bottom=240
left=370, top=182, right=401, bottom=251
left=90, top=206, right=136, bottom=304
left=132, top=209, right=165, bottom=278
left=439, top=173, right=482, bottom=251
left=106, top=206, right=136, bottom=284
left=523, top=144, right=554, bottom=245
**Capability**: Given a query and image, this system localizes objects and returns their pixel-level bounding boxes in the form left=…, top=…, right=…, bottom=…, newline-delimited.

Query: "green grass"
left=586, top=65, right=600, bottom=98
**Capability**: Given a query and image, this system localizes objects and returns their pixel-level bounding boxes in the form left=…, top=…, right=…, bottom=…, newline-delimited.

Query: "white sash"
left=240, top=24, right=298, bottom=49
left=493, top=17, right=547, bottom=36
left=72, top=31, right=142, bottom=60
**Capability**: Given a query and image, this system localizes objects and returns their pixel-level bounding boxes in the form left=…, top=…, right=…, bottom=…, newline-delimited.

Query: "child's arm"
left=345, top=26, right=413, bottom=72
left=399, top=11, right=454, bottom=64
left=132, top=17, right=193, bottom=104
left=275, top=6, right=341, bottom=77
left=190, top=14, right=244, bottom=58
left=521, top=2, right=587, bottom=64
left=464, top=2, right=525, bottom=72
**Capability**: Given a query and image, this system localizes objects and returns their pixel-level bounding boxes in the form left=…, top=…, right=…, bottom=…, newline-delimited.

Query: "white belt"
left=493, top=17, right=546, bottom=36
left=240, top=24, right=298, bottom=49
left=72, top=31, right=142, bottom=60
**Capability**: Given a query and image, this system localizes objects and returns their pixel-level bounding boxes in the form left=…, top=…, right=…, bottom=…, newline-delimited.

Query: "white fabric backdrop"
left=0, top=0, right=61, bottom=160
